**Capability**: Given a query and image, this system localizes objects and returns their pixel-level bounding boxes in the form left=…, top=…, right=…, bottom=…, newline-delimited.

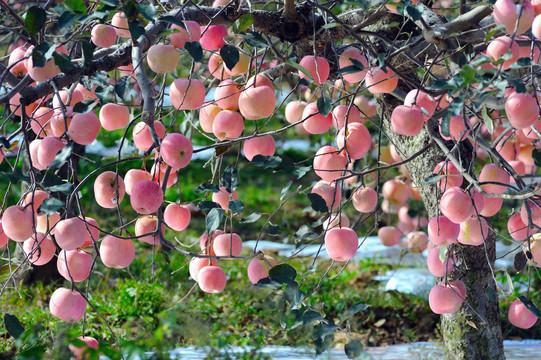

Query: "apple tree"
left=1, top=0, right=541, bottom=359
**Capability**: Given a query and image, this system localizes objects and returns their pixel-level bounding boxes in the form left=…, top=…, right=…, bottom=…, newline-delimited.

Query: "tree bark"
left=379, top=98, right=505, bottom=360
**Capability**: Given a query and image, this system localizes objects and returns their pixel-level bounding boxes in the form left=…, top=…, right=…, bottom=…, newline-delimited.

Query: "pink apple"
left=378, top=226, right=401, bottom=246
left=130, top=180, right=164, bottom=214
left=164, top=203, right=191, bottom=231
left=212, top=187, right=238, bottom=210
left=99, top=103, right=130, bottom=131
left=91, top=24, right=117, bottom=48
left=508, top=299, right=538, bottom=329
left=49, top=287, right=86, bottom=322
left=325, top=227, right=358, bottom=261
left=57, top=249, right=92, bottom=282
left=243, top=135, right=276, bottom=161
left=213, top=233, right=243, bottom=256
left=23, top=233, right=56, bottom=266
left=298, top=55, right=330, bottom=85
left=170, top=78, right=205, bottom=110
left=160, top=133, right=193, bottom=169
left=198, top=265, right=227, bottom=293
left=338, top=47, right=368, bottom=83
left=132, top=121, right=166, bottom=151
left=100, top=235, right=135, bottom=268
left=1, top=205, right=35, bottom=242
left=247, top=255, right=278, bottom=284
left=134, top=215, right=164, bottom=244
left=313, top=146, right=348, bottom=182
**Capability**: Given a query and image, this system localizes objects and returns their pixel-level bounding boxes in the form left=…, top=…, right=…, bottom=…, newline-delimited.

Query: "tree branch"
left=17, top=5, right=288, bottom=105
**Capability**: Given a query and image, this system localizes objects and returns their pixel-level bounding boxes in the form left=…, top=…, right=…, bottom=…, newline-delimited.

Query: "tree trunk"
left=379, top=98, right=505, bottom=360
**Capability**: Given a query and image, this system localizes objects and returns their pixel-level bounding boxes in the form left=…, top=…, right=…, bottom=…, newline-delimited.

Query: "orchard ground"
left=1, top=155, right=540, bottom=358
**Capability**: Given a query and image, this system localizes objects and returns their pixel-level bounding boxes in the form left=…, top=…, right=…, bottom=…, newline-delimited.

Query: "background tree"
left=1, top=0, right=540, bottom=359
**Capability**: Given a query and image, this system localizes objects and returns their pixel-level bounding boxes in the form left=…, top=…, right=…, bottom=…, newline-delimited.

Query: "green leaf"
left=81, top=39, right=95, bottom=67
left=58, top=11, right=80, bottom=30
left=376, top=52, right=386, bottom=70
left=228, top=200, right=244, bottom=214
left=194, top=183, right=220, bottom=194
left=129, top=21, right=145, bottom=40
left=136, top=4, right=156, bottom=21
left=64, top=0, right=87, bottom=14
left=198, top=200, right=221, bottom=214
left=302, top=309, right=324, bottom=326
left=32, top=42, right=55, bottom=68
left=25, top=6, right=47, bottom=35
left=4, top=314, right=24, bottom=339
left=438, top=245, right=449, bottom=264
left=184, top=41, right=203, bottom=62
left=280, top=181, right=293, bottom=201
left=447, top=96, right=465, bottom=117
left=286, top=60, right=313, bottom=80
left=285, top=281, right=306, bottom=309
left=440, top=115, right=451, bottom=138
left=239, top=212, right=261, bottom=224
left=486, top=286, right=497, bottom=302
left=221, top=165, right=239, bottom=193
left=518, top=296, right=541, bottom=319
left=509, top=57, right=534, bottom=69
left=0, top=170, right=30, bottom=184
left=345, top=339, right=364, bottom=359
left=73, top=100, right=97, bottom=114
left=70, top=338, right=88, bottom=348
left=100, top=0, right=119, bottom=6
left=269, top=264, right=297, bottom=284
left=206, top=208, right=225, bottom=234
left=405, top=4, right=423, bottom=21
left=295, top=225, right=316, bottom=240
left=481, top=106, right=493, bottom=134
left=254, top=277, right=283, bottom=290
left=0, top=136, right=11, bottom=150
left=322, top=22, right=340, bottom=29
left=239, top=31, right=268, bottom=47
left=53, top=53, right=74, bottom=72
left=508, top=78, right=526, bottom=93
left=307, top=193, right=329, bottom=213
left=340, top=303, right=370, bottom=322
left=115, top=76, right=132, bottom=100
left=234, top=13, right=254, bottom=33
left=280, top=309, right=303, bottom=330
left=220, top=45, right=240, bottom=72
left=337, top=65, right=363, bottom=75
left=251, top=155, right=282, bottom=169
left=122, top=0, right=138, bottom=19
left=314, top=324, right=335, bottom=355
left=317, top=96, right=332, bottom=117
left=88, top=71, right=110, bottom=88
left=471, top=55, right=491, bottom=68
left=46, top=182, right=73, bottom=195
left=294, top=166, right=311, bottom=179
left=38, top=197, right=64, bottom=215
left=94, top=85, right=113, bottom=103
left=48, top=141, right=74, bottom=170
left=532, top=149, right=541, bottom=168
left=17, top=345, right=46, bottom=357
left=459, top=64, right=476, bottom=85
left=424, top=173, right=445, bottom=184
left=485, top=24, right=507, bottom=43
left=267, top=223, right=281, bottom=235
